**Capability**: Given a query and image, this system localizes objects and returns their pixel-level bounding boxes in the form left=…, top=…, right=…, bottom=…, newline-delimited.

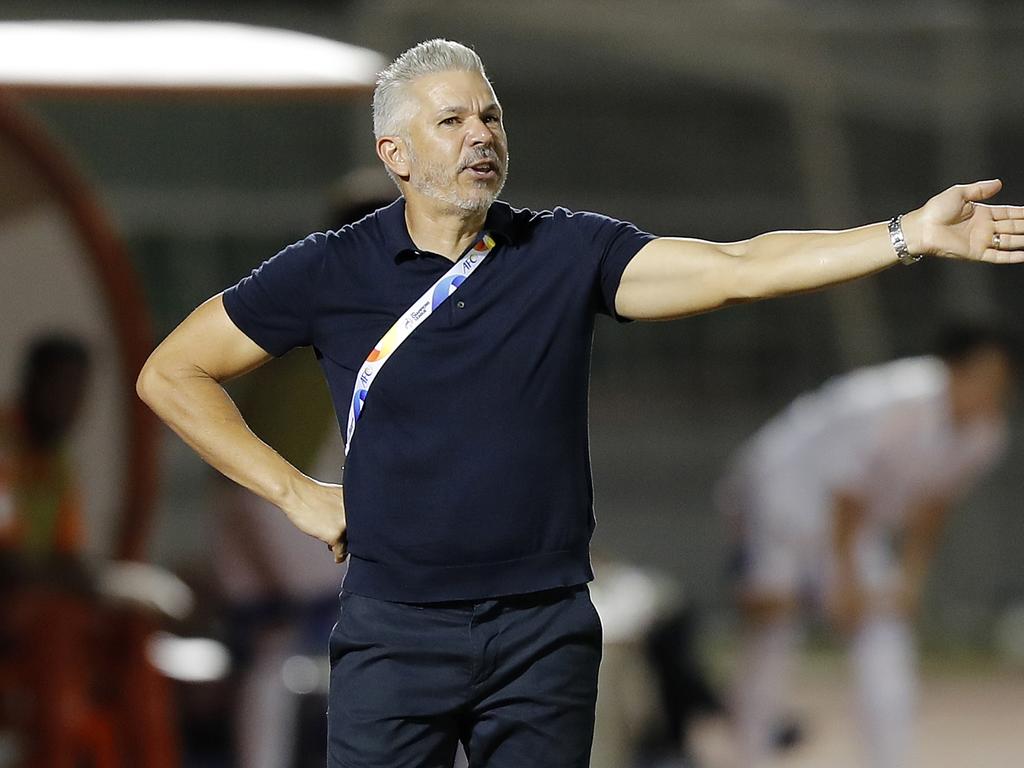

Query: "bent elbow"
left=135, top=357, right=161, bottom=407
left=136, top=353, right=180, bottom=409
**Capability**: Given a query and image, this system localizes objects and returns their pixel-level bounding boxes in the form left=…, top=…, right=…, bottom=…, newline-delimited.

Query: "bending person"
left=719, top=321, right=1018, bottom=768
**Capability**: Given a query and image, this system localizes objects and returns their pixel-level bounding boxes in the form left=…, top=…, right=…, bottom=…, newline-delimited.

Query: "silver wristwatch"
left=887, top=215, right=922, bottom=266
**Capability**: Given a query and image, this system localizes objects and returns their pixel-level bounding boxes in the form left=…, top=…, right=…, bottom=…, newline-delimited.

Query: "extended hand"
left=283, top=479, right=348, bottom=563
left=910, top=179, right=1024, bottom=263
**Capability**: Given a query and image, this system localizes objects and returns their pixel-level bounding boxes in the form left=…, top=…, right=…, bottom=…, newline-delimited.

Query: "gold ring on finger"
left=992, top=232, right=1001, bottom=250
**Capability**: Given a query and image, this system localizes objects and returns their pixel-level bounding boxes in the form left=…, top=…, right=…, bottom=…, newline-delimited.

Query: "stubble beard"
left=408, top=147, right=508, bottom=215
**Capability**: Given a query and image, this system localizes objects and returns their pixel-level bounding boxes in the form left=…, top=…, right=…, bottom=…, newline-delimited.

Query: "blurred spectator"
left=213, top=473, right=342, bottom=768
left=0, top=334, right=183, bottom=768
left=590, top=553, right=668, bottom=768
left=212, top=168, right=395, bottom=768
left=0, top=334, right=115, bottom=767
left=0, top=334, right=90, bottom=561
left=589, top=551, right=723, bottom=768
left=641, top=603, right=723, bottom=766
left=717, top=320, right=1018, bottom=768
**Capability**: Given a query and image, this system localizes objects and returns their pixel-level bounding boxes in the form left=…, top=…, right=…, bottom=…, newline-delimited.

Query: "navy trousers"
left=327, top=584, right=603, bottom=767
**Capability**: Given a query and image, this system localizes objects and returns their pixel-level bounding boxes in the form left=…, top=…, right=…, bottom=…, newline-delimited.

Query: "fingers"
left=331, top=540, right=348, bottom=563
left=325, top=532, right=350, bottom=561
left=959, top=178, right=1002, bottom=202
left=981, top=227, right=1024, bottom=263
left=980, top=247, right=1024, bottom=264
left=989, top=204, right=1024, bottom=221
left=994, top=219, right=1024, bottom=234
left=991, top=233, right=1024, bottom=250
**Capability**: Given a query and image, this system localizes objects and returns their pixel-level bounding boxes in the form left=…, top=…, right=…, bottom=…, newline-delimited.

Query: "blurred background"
left=1, top=1, right=1023, bottom=766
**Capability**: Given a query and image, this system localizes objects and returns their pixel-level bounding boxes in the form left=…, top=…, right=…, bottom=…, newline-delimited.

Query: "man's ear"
left=376, top=136, right=409, bottom=180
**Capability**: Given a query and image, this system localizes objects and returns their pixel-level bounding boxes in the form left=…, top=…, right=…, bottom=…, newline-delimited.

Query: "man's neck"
left=404, top=198, right=488, bottom=262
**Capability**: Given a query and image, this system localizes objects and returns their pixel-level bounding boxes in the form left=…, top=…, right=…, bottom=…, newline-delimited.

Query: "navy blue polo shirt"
left=222, top=197, right=655, bottom=602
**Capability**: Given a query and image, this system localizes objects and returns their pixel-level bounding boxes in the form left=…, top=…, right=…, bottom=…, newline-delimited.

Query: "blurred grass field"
left=694, top=648, right=1024, bottom=767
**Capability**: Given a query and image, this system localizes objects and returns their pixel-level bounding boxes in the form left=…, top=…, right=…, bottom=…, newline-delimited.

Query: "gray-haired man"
left=137, top=39, right=1024, bottom=766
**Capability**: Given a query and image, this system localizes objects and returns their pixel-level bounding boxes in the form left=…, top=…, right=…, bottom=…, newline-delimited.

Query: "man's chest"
left=310, top=247, right=595, bottom=371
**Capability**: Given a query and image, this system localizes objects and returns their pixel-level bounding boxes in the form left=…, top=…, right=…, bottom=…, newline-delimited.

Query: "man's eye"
left=440, top=117, right=458, bottom=126
left=484, top=115, right=500, bottom=124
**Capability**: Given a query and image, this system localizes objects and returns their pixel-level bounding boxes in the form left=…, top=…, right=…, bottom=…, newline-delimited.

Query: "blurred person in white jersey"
left=718, top=320, right=1018, bottom=768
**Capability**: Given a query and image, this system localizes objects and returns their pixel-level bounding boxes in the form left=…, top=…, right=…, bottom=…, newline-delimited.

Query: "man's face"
left=400, top=70, right=508, bottom=214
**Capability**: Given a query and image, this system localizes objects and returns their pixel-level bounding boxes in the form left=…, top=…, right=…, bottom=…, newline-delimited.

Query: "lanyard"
left=345, top=233, right=498, bottom=455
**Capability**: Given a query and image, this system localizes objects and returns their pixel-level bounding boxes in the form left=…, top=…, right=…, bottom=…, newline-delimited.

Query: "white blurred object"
left=0, top=21, right=384, bottom=92
left=147, top=632, right=231, bottom=683
left=281, top=655, right=327, bottom=696
left=590, top=560, right=678, bottom=644
left=994, top=603, right=1024, bottom=667
left=95, top=560, right=194, bottom=620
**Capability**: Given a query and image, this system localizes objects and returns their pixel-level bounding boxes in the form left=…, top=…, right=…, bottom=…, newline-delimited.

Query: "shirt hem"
left=341, top=548, right=594, bottom=603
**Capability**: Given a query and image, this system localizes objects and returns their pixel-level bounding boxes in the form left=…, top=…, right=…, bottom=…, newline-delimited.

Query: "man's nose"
left=465, top=116, right=494, bottom=146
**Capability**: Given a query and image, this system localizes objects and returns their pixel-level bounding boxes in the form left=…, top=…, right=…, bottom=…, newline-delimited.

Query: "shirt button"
left=456, top=300, right=465, bottom=309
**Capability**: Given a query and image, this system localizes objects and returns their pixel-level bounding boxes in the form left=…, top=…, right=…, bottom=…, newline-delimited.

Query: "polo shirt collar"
left=380, top=197, right=517, bottom=262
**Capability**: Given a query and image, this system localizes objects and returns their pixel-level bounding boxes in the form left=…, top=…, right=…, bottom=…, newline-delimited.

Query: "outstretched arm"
left=136, top=295, right=347, bottom=561
left=616, top=180, right=1024, bottom=321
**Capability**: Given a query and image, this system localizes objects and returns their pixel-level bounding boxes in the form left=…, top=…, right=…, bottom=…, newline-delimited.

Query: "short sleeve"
left=221, top=233, right=326, bottom=357
left=570, top=211, right=656, bottom=321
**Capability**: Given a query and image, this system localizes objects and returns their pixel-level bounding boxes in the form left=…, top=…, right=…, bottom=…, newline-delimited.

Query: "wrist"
left=898, top=208, right=928, bottom=257
left=272, top=468, right=312, bottom=515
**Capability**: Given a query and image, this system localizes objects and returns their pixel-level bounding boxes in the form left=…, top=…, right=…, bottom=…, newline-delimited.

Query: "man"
left=214, top=171, right=395, bottom=768
left=718, top=322, right=1017, bottom=768
left=0, top=334, right=91, bottom=560
left=0, top=335, right=107, bottom=767
left=136, top=39, right=1024, bottom=767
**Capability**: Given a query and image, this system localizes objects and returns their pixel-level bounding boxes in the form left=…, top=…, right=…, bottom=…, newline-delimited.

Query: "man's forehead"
left=409, top=70, right=498, bottom=110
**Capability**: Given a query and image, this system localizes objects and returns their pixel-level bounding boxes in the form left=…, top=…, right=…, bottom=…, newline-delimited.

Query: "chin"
left=442, top=188, right=498, bottom=213
left=455, top=195, right=496, bottom=213
left=412, top=176, right=502, bottom=214
left=464, top=182, right=504, bottom=210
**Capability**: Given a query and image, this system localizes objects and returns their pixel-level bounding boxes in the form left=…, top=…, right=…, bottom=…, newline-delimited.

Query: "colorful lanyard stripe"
left=345, top=233, right=497, bottom=455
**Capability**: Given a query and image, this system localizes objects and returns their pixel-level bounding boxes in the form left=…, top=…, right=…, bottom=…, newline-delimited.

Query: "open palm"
left=919, top=179, right=1024, bottom=263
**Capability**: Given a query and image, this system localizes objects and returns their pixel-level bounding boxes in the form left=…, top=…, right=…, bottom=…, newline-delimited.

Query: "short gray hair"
left=373, top=39, right=487, bottom=140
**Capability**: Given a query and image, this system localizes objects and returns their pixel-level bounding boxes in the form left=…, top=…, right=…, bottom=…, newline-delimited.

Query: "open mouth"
left=463, top=160, right=499, bottom=180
